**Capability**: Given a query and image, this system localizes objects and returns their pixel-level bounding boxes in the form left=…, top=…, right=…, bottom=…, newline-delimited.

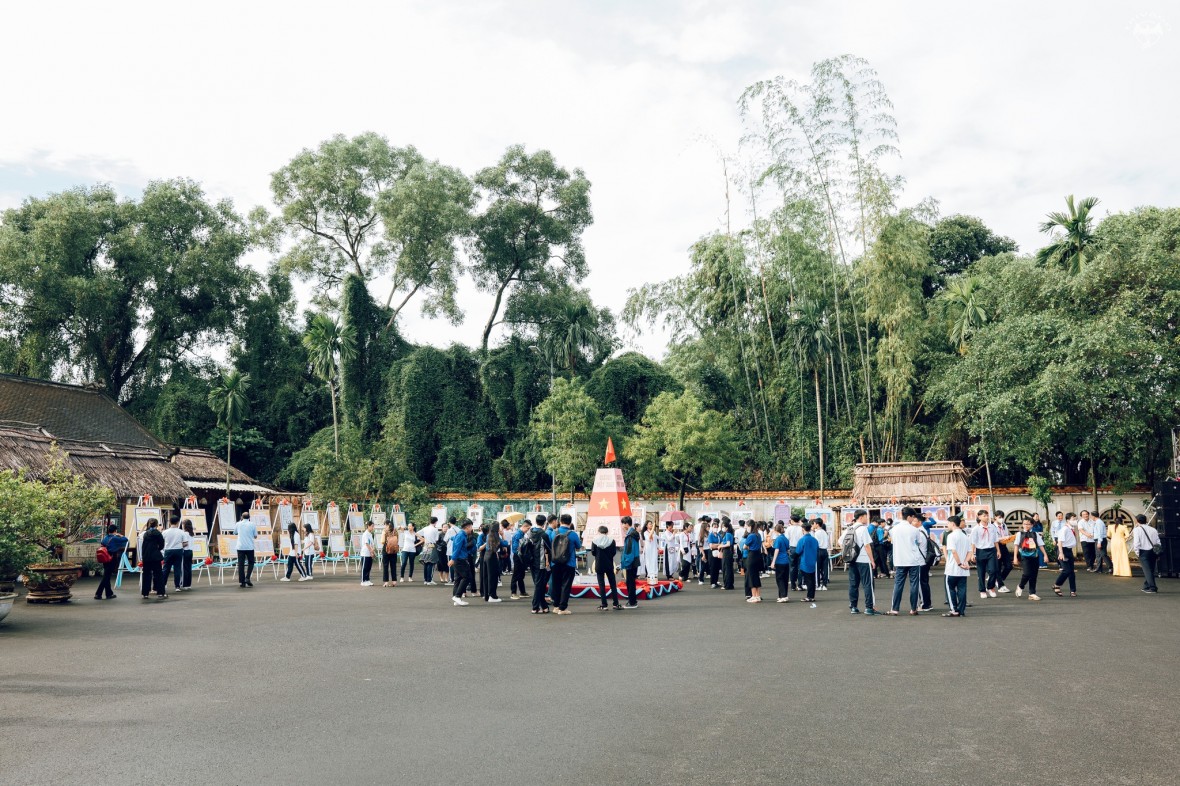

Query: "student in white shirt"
left=968, top=511, right=1002, bottom=599
left=1077, top=510, right=1098, bottom=571
left=400, top=523, right=422, bottom=582
left=888, top=507, right=926, bottom=615
left=1131, top=514, right=1160, bottom=593
left=236, top=511, right=258, bottom=588
left=359, top=522, right=375, bottom=586
left=301, top=523, right=318, bottom=579
left=943, top=515, right=971, bottom=617
left=1052, top=514, right=1078, bottom=597
left=281, top=523, right=310, bottom=582
left=419, top=518, right=441, bottom=585
left=846, top=511, right=878, bottom=615
left=161, top=514, right=187, bottom=592
left=813, top=522, right=831, bottom=590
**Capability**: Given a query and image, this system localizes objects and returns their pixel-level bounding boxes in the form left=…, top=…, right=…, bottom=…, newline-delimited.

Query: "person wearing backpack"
left=550, top=514, right=581, bottom=615
left=509, top=518, right=532, bottom=600
left=94, top=523, right=128, bottom=600
left=620, top=516, right=641, bottom=608
left=844, top=510, right=879, bottom=615
left=382, top=524, right=400, bottom=587
left=1013, top=515, right=1048, bottom=600
left=942, top=515, right=971, bottom=617
left=523, top=517, right=553, bottom=613
left=917, top=525, right=941, bottom=611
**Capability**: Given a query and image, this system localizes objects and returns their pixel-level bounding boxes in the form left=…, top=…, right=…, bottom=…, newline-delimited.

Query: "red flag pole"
left=604, top=437, right=616, bottom=465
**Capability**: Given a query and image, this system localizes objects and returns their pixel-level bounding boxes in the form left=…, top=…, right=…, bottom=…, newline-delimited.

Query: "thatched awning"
left=850, top=461, right=969, bottom=504
left=0, top=425, right=191, bottom=500
left=170, top=447, right=270, bottom=486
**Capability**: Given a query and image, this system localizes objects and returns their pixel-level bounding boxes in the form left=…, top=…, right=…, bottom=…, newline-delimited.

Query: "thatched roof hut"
left=850, top=461, right=969, bottom=504
left=0, top=424, right=191, bottom=499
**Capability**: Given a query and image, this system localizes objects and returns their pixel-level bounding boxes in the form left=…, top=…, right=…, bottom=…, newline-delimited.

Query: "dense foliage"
left=2, top=55, right=1178, bottom=509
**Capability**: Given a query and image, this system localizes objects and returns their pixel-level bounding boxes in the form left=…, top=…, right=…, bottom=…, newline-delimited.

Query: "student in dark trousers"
left=1053, top=518, right=1078, bottom=597
left=181, top=521, right=195, bottom=590
left=797, top=521, right=819, bottom=607
left=620, top=517, right=640, bottom=608
left=95, top=524, right=128, bottom=600
left=994, top=510, right=1014, bottom=592
left=590, top=526, right=622, bottom=610
left=770, top=522, right=791, bottom=602
left=510, top=519, right=533, bottom=600
left=942, top=516, right=970, bottom=617
left=523, top=520, right=552, bottom=613
left=720, top=520, right=736, bottom=590
left=550, top=514, right=582, bottom=615
left=139, top=519, right=167, bottom=600
left=449, top=520, right=475, bottom=606
left=1131, top=514, right=1160, bottom=593
left=1013, top=516, right=1047, bottom=600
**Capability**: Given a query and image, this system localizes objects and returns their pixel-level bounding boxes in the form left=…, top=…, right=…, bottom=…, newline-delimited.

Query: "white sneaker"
left=1015, top=587, right=1022, bottom=597
left=1029, top=594, right=1040, bottom=601
left=988, top=590, right=997, bottom=598
left=980, top=592, right=988, bottom=599
left=452, top=597, right=468, bottom=606
left=998, top=586, right=1010, bottom=593
left=487, top=597, right=502, bottom=603
left=361, top=581, right=374, bottom=586
left=809, top=602, right=817, bottom=608
left=746, top=597, right=758, bottom=603
left=406, top=577, right=413, bottom=583
left=280, top=577, right=291, bottom=582
left=298, top=576, right=311, bottom=582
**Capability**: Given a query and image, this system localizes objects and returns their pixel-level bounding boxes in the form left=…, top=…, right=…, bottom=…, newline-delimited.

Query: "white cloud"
left=1, top=0, right=1177, bottom=358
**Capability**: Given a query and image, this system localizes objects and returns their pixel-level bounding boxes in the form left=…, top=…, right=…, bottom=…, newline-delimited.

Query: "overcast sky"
left=2, top=0, right=1176, bottom=358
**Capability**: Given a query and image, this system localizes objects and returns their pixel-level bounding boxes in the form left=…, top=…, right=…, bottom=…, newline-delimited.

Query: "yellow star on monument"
left=598, top=498, right=609, bottom=510
left=620, top=498, right=629, bottom=511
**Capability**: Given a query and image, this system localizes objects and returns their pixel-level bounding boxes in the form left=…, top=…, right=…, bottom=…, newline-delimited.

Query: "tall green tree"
left=207, top=370, right=251, bottom=496
left=303, top=313, right=356, bottom=458
left=928, top=214, right=1017, bottom=284
left=341, top=274, right=402, bottom=442
left=1036, top=195, right=1100, bottom=275
left=0, top=181, right=256, bottom=402
left=470, top=145, right=593, bottom=353
left=784, top=299, right=834, bottom=499
left=939, top=276, right=988, bottom=355
left=527, top=378, right=605, bottom=501
left=624, top=390, right=743, bottom=510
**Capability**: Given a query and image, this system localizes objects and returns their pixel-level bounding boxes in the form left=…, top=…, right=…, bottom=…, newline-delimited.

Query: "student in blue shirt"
left=95, top=523, right=129, bottom=601
left=797, top=522, right=820, bottom=607
left=705, top=523, right=722, bottom=588
left=550, top=514, right=581, bottom=615
left=620, top=516, right=641, bottom=608
left=720, top=520, right=736, bottom=590
left=742, top=526, right=763, bottom=602
left=770, top=522, right=791, bottom=602
left=510, top=520, right=531, bottom=600
left=449, top=520, right=475, bottom=606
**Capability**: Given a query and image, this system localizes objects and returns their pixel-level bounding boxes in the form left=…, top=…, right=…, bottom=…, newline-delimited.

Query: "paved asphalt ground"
left=2, top=564, right=1178, bottom=786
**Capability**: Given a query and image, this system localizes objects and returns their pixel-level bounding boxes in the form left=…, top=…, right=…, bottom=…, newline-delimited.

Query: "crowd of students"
left=96, top=504, right=1165, bottom=608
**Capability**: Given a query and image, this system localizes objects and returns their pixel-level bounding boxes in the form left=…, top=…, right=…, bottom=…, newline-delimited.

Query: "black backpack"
left=922, top=533, right=941, bottom=567
left=1017, top=531, right=1039, bottom=559
left=552, top=531, right=571, bottom=565
left=841, top=525, right=864, bottom=564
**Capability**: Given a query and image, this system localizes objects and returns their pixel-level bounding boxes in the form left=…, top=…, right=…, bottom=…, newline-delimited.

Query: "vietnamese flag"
left=604, top=437, right=616, bottom=464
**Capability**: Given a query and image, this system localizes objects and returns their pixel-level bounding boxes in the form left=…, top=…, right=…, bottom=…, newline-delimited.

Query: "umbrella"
left=499, top=511, right=526, bottom=525
left=660, top=510, right=691, bottom=523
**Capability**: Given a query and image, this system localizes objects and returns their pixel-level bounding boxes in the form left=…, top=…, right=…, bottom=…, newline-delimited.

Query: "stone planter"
left=0, top=592, right=15, bottom=624
left=24, top=563, right=80, bottom=604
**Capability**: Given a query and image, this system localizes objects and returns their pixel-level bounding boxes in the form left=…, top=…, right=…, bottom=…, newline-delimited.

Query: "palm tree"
left=540, top=300, right=611, bottom=375
left=207, top=370, right=251, bottom=496
left=786, top=298, right=834, bottom=501
left=941, top=276, right=988, bottom=355
left=303, top=313, right=357, bottom=458
left=1036, top=195, right=1099, bottom=274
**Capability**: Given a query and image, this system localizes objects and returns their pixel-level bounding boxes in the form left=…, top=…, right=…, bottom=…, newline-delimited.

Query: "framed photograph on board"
left=328, top=533, right=347, bottom=554
left=190, top=537, right=209, bottom=561
left=326, top=503, right=342, bottom=532
left=217, top=500, right=238, bottom=533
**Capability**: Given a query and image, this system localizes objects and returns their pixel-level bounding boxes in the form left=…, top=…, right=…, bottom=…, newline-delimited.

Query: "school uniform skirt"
left=745, top=553, right=762, bottom=588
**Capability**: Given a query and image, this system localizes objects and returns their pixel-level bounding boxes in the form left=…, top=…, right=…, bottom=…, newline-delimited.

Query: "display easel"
left=213, top=498, right=238, bottom=535
left=325, top=501, right=342, bottom=537
left=276, top=498, right=295, bottom=529
left=430, top=504, right=448, bottom=526
left=346, top=503, right=364, bottom=533
left=180, top=496, right=208, bottom=535
left=390, top=505, right=407, bottom=529
left=299, top=501, right=320, bottom=536
left=467, top=504, right=484, bottom=530
left=131, top=495, right=161, bottom=548
left=370, top=503, right=387, bottom=549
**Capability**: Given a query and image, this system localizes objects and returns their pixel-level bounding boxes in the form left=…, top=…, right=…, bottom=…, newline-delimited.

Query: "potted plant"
left=0, top=468, right=57, bottom=613
left=24, top=451, right=116, bottom=604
